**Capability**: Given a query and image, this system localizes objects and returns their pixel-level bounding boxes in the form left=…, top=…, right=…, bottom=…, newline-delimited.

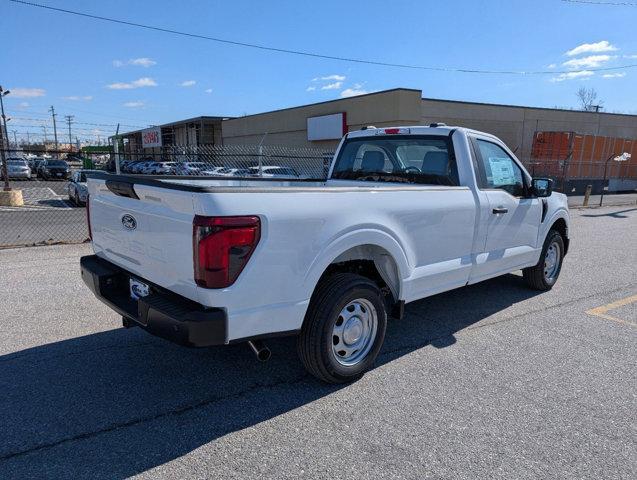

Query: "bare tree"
left=576, top=87, right=603, bottom=112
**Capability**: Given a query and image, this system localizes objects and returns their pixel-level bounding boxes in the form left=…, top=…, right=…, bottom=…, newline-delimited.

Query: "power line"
left=11, top=116, right=143, bottom=128
left=9, top=0, right=637, bottom=75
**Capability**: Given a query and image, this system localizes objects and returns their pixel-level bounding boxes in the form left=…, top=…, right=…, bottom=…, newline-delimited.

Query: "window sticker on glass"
left=488, top=157, right=516, bottom=186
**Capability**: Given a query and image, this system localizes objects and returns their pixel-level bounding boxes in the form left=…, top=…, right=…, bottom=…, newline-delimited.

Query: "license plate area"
left=129, top=277, right=150, bottom=300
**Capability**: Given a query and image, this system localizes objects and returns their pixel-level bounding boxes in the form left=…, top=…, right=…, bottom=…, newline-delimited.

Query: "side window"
left=475, top=140, right=525, bottom=197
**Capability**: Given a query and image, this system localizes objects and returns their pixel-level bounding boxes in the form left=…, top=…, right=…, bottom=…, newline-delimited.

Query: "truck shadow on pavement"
left=0, top=273, right=541, bottom=478
left=580, top=207, right=637, bottom=219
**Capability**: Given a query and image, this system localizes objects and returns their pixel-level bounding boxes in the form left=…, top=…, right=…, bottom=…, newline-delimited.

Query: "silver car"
left=2, top=158, right=32, bottom=180
left=67, top=170, right=100, bottom=206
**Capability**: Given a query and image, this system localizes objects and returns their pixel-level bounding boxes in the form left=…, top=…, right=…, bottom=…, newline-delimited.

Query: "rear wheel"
left=298, top=273, right=387, bottom=383
left=523, top=230, right=564, bottom=290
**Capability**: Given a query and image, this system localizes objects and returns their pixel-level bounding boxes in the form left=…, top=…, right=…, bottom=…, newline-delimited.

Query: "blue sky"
left=2, top=0, right=637, bottom=143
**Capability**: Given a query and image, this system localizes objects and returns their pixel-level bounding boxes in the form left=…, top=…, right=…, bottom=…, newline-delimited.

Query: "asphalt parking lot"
left=0, top=206, right=636, bottom=479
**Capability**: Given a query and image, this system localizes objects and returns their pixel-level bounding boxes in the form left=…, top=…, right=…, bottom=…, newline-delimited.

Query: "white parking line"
left=0, top=203, right=75, bottom=212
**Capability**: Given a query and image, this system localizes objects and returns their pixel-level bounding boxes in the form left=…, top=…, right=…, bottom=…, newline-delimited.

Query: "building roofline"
left=422, top=96, right=637, bottom=118
left=118, top=115, right=232, bottom=137
left=223, top=88, right=422, bottom=122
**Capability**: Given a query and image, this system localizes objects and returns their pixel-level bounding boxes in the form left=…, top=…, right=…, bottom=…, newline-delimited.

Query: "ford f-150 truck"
left=81, top=125, right=570, bottom=383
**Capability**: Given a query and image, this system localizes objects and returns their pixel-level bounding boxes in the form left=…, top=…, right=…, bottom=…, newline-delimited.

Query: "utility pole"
left=12, top=130, right=17, bottom=147
left=65, top=115, right=74, bottom=152
left=26, top=131, right=30, bottom=146
left=0, top=85, right=11, bottom=191
left=42, top=125, right=48, bottom=143
left=49, top=106, right=59, bottom=156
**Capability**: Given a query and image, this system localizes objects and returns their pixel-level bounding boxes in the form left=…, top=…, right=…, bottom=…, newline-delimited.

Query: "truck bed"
left=86, top=171, right=476, bottom=341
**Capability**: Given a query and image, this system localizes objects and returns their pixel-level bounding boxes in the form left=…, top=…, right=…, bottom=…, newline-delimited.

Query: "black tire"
left=298, top=273, right=387, bottom=384
left=523, top=230, right=565, bottom=291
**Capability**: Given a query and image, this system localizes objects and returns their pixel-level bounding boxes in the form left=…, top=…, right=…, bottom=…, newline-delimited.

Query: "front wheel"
left=523, top=230, right=565, bottom=291
left=298, top=273, right=387, bottom=383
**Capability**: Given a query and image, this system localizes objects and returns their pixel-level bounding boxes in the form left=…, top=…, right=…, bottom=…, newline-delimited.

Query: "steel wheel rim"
left=543, top=241, right=561, bottom=282
left=331, top=298, right=378, bottom=366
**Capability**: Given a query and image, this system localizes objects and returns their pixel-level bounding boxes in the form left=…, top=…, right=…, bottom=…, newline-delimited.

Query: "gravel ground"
left=0, top=206, right=635, bottom=479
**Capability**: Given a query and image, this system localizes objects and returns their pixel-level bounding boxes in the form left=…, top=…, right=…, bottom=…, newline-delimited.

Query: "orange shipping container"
left=531, top=131, right=637, bottom=180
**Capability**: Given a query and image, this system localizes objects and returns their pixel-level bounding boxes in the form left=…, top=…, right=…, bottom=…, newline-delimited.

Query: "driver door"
left=469, top=136, right=542, bottom=282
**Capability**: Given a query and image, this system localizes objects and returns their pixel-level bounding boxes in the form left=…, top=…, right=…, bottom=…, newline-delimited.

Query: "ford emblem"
left=121, top=214, right=137, bottom=230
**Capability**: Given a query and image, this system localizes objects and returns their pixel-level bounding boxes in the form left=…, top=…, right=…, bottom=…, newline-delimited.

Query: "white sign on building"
left=307, top=113, right=347, bottom=141
left=141, top=127, right=162, bottom=148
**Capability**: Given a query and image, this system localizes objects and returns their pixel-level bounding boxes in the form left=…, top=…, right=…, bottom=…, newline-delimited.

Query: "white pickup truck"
left=81, top=125, right=570, bottom=383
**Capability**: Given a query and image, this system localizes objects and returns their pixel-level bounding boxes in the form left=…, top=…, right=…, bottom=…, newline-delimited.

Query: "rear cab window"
left=331, top=135, right=459, bottom=186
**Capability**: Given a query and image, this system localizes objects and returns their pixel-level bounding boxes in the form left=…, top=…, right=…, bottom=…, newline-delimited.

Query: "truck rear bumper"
left=80, top=255, right=227, bottom=347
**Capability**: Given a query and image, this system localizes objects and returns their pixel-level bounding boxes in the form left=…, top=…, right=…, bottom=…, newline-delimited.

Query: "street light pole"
left=600, top=152, right=631, bottom=207
left=0, top=86, right=11, bottom=191
left=599, top=153, right=616, bottom=207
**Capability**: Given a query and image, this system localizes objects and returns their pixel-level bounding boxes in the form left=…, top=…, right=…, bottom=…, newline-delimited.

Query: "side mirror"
left=532, top=178, right=553, bottom=198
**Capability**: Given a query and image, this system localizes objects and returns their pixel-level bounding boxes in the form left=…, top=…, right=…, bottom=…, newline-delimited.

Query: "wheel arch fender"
left=542, top=208, right=570, bottom=252
left=303, top=228, right=411, bottom=302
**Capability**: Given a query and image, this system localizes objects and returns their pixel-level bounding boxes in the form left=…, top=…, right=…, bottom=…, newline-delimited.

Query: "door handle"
left=492, top=207, right=508, bottom=214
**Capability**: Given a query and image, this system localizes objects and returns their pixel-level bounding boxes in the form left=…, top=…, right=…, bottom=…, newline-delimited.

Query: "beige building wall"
left=222, top=87, right=637, bottom=161
left=421, top=98, right=637, bottom=161
left=222, top=89, right=422, bottom=149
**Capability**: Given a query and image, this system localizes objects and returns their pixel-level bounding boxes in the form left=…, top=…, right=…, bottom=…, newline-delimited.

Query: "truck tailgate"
left=88, top=179, right=199, bottom=302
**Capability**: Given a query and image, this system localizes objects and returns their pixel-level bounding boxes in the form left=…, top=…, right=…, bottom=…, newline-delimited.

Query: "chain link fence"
left=114, top=144, right=333, bottom=179
left=521, top=157, right=637, bottom=195
left=2, top=142, right=635, bottom=248
left=0, top=145, right=333, bottom=248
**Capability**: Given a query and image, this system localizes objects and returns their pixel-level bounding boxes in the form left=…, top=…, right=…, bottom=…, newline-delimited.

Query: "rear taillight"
left=193, top=215, right=261, bottom=288
left=86, top=194, right=92, bottom=240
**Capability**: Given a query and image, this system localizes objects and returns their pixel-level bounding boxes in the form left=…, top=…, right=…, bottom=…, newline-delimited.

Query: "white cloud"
left=623, top=54, right=637, bottom=59
left=306, top=86, right=316, bottom=92
left=565, top=40, right=617, bottom=57
left=550, top=70, right=595, bottom=82
left=204, top=88, right=213, bottom=93
left=321, top=81, right=343, bottom=90
left=602, top=72, right=626, bottom=78
left=563, top=55, right=614, bottom=69
left=113, top=57, right=156, bottom=68
left=123, top=101, right=144, bottom=108
left=546, top=63, right=557, bottom=69
left=130, top=58, right=156, bottom=67
left=180, top=80, right=196, bottom=87
left=340, top=84, right=369, bottom=97
left=107, top=77, right=157, bottom=89
left=10, top=87, right=46, bottom=98
left=63, top=95, right=93, bottom=101
left=314, top=74, right=345, bottom=82
left=18, top=102, right=30, bottom=108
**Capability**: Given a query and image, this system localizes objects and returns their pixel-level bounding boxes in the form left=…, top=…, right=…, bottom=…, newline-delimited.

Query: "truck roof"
left=346, top=125, right=499, bottom=141
left=346, top=125, right=456, bottom=138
